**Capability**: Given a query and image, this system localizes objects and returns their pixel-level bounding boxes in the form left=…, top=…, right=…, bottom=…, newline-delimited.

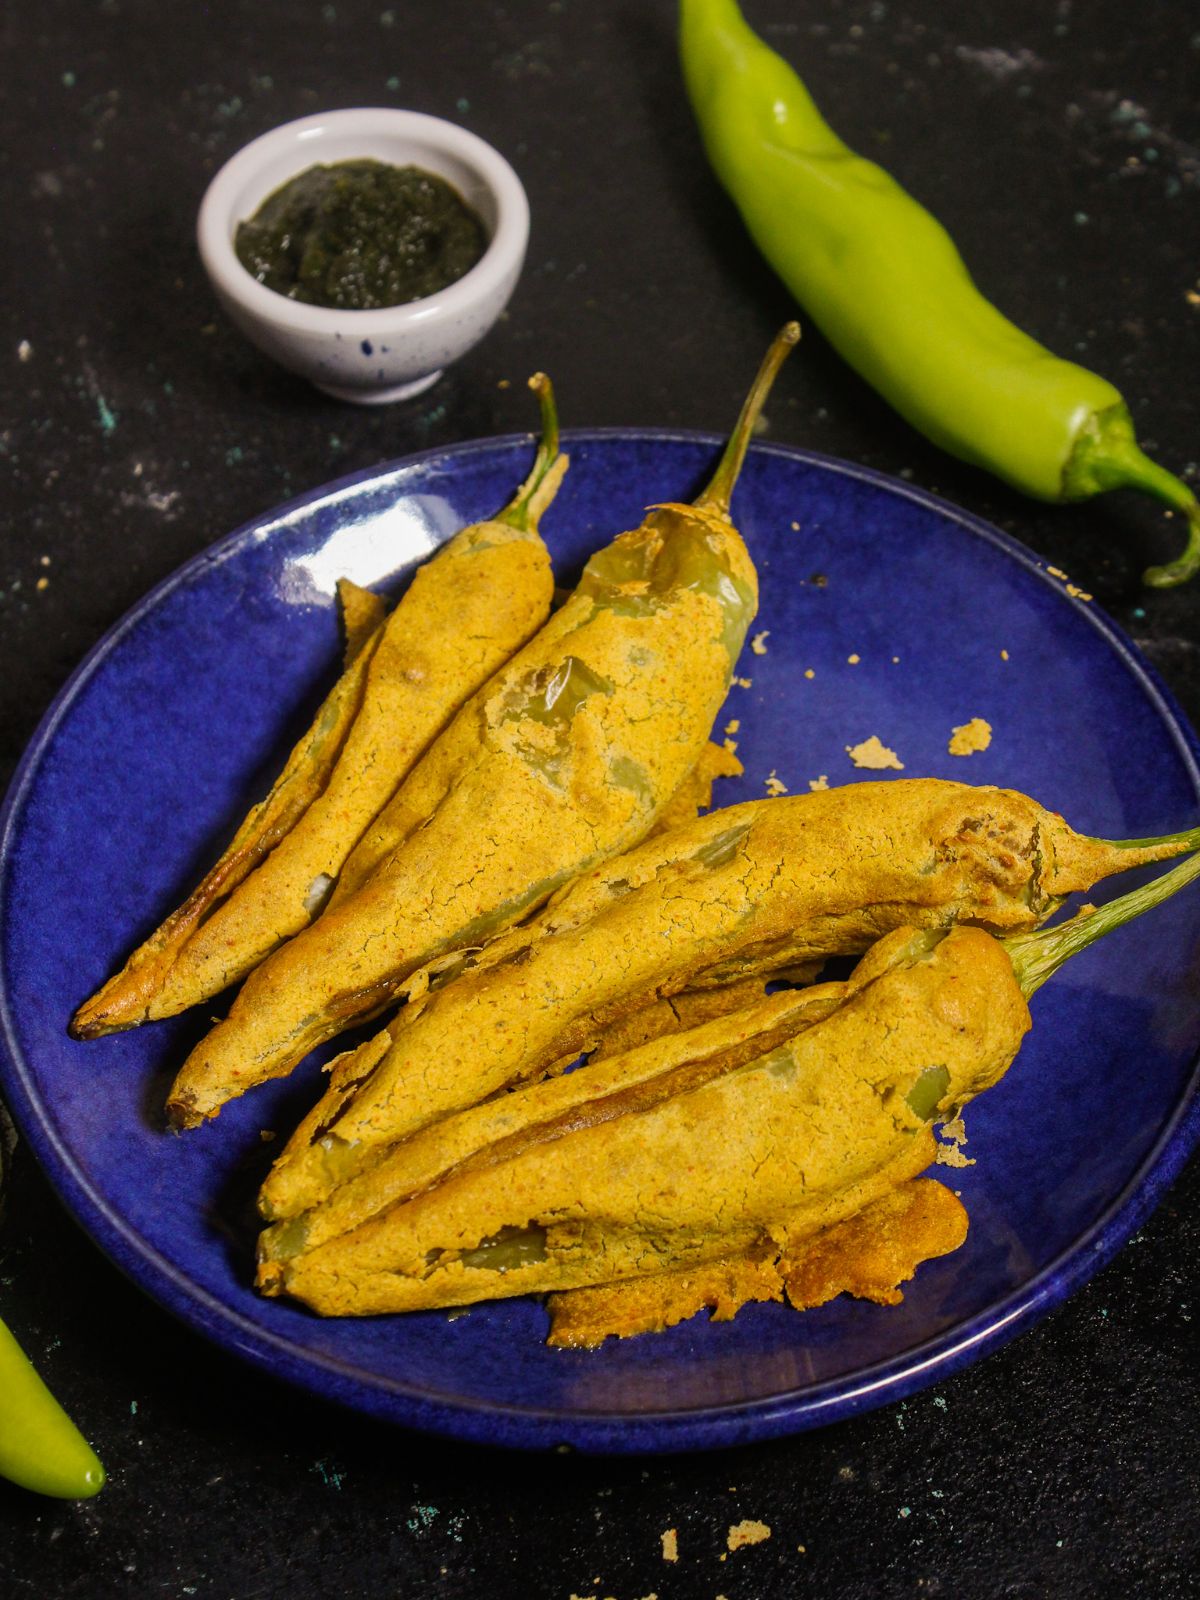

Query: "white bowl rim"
left=196, top=106, right=530, bottom=337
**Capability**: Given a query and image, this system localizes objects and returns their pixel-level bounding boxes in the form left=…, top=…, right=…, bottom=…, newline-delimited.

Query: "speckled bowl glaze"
left=1, top=435, right=1198, bottom=1453
left=197, top=108, right=529, bottom=403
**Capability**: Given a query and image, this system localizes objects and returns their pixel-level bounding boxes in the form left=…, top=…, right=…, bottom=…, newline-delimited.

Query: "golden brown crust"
left=544, top=1177, right=968, bottom=1346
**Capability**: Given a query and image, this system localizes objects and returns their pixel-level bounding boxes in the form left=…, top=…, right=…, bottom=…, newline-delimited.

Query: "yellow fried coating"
left=70, top=588, right=389, bottom=1040
left=258, top=978, right=846, bottom=1277
left=143, top=514, right=556, bottom=1018
left=165, top=330, right=804, bottom=1130
left=259, top=776, right=1177, bottom=1222
left=269, top=923, right=1029, bottom=1316
left=649, top=739, right=743, bottom=837
left=71, top=381, right=566, bottom=1039
left=544, top=1177, right=968, bottom=1346
left=335, top=578, right=388, bottom=664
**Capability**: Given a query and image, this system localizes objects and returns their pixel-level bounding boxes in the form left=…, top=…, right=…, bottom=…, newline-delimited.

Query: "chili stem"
left=1096, top=824, right=1200, bottom=855
left=696, top=322, right=801, bottom=513
left=1004, top=849, right=1200, bottom=997
left=499, top=372, right=565, bottom=533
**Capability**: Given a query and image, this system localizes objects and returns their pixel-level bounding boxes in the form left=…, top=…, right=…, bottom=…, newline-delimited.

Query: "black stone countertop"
left=1, top=2, right=1196, bottom=1596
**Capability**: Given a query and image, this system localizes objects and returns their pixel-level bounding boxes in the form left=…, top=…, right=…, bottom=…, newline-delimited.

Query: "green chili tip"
left=1064, top=404, right=1200, bottom=588
left=697, top=322, right=801, bottom=514
left=1003, top=848, right=1200, bottom=997
left=498, top=372, right=566, bottom=534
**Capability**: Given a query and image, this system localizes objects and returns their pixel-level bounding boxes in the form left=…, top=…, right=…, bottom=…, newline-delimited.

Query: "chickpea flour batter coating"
left=166, top=326, right=800, bottom=1129
left=71, top=375, right=567, bottom=1039
left=265, top=923, right=1029, bottom=1314
left=264, top=847, right=1200, bottom=1325
left=543, top=1177, right=969, bottom=1348
left=258, top=778, right=1198, bottom=1224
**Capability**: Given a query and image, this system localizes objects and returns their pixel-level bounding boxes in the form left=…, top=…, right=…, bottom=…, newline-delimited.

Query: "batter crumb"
left=764, top=771, right=788, bottom=797
left=733, top=675, right=753, bottom=689
left=1000, top=649, right=1010, bottom=661
left=846, top=735, right=904, bottom=771
left=1066, top=583, right=1093, bottom=601
left=36, top=576, right=49, bottom=591
left=724, top=719, right=740, bottom=735
left=661, top=1530, right=678, bottom=1563
left=728, top=1520, right=771, bottom=1551
left=1047, top=565, right=1068, bottom=580
left=750, top=631, right=770, bottom=655
left=847, top=653, right=860, bottom=665
left=803, top=668, right=815, bottom=680
left=948, top=718, right=992, bottom=757
left=723, top=738, right=739, bottom=756
left=808, top=774, right=829, bottom=792
left=791, top=519, right=800, bottom=531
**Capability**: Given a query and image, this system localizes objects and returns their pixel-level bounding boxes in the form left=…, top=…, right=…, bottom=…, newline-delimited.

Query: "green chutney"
left=235, top=159, right=488, bottom=310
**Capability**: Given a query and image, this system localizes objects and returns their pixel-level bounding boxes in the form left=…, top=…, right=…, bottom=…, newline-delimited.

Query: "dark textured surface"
left=0, top=0, right=1197, bottom=1594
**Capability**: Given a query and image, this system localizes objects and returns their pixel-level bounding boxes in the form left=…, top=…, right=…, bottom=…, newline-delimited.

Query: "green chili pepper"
left=0, top=1112, right=103, bottom=1500
left=680, top=0, right=1200, bottom=586
left=0, top=1317, right=105, bottom=1499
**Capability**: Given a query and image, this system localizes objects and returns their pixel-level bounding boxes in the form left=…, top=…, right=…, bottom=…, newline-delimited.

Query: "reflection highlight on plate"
left=278, top=491, right=458, bottom=604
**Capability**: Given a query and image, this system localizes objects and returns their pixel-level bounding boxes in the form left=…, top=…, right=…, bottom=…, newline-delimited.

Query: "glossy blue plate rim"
left=1, top=428, right=1198, bottom=1456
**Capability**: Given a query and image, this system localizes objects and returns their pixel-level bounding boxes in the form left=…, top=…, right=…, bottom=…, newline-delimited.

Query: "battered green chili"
left=680, top=0, right=1200, bottom=586
left=235, top=159, right=487, bottom=310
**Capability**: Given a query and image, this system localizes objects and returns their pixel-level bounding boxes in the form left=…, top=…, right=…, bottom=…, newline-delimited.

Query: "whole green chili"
left=0, top=1112, right=104, bottom=1499
left=680, top=0, right=1200, bottom=586
left=0, top=1316, right=105, bottom=1498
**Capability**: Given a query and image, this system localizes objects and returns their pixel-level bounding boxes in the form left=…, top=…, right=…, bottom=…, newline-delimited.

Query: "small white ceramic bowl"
left=197, top=108, right=529, bottom=403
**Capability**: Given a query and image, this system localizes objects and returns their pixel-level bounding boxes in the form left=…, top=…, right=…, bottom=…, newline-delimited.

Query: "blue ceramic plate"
left=2, top=433, right=1199, bottom=1454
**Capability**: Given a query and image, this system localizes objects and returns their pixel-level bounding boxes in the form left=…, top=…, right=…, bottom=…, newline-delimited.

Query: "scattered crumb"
left=750, top=631, right=770, bottom=655
left=733, top=675, right=753, bottom=689
left=723, top=737, right=739, bottom=756
left=36, top=576, right=49, bottom=592
left=1066, top=583, right=1093, bottom=601
left=727, top=1520, right=771, bottom=1551
left=1046, top=565, right=1068, bottom=580
left=764, top=771, right=788, bottom=797
left=808, top=774, right=829, bottom=792
left=17, top=339, right=32, bottom=363
left=39, top=555, right=51, bottom=567
left=847, top=653, right=860, bottom=665
left=947, top=718, right=992, bottom=757
left=1187, top=289, right=1200, bottom=307
left=660, top=1530, right=678, bottom=1563
left=258, top=1129, right=276, bottom=1143
left=1000, top=649, right=1009, bottom=661
left=803, top=668, right=815, bottom=680
left=846, top=735, right=904, bottom=771
left=497, top=377, right=510, bottom=388
left=891, top=655, right=900, bottom=664
left=790, top=519, right=800, bottom=531
left=936, top=1114, right=975, bottom=1168
left=724, top=719, right=740, bottom=735
left=798, top=1545, right=807, bottom=1554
